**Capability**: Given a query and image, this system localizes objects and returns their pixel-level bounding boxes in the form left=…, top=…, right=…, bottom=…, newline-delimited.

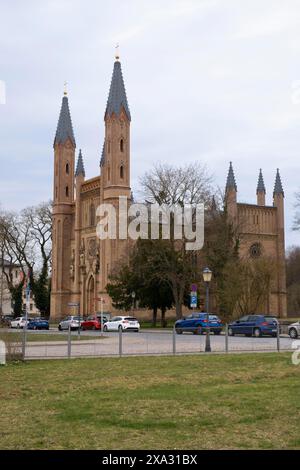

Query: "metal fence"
left=8, top=323, right=294, bottom=361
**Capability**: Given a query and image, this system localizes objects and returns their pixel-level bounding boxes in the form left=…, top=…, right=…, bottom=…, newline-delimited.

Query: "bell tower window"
left=120, top=165, right=124, bottom=179
left=66, top=186, right=69, bottom=197
left=120, top=139, right=124, bottom=153
left=66, top=163, right=69, bottom=174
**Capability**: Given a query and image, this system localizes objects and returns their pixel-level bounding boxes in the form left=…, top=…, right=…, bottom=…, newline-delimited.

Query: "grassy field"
left=0, top=353, right=299, bottom=450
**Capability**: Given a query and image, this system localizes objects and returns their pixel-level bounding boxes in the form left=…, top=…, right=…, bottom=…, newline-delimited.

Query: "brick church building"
left=50, top=53, right=287, bottom=319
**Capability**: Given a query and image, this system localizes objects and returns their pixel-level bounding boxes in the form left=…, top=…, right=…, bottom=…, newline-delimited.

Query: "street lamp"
left=202, top=267, right=212, bottom=352
left=131, top=291, right=136, bottom=310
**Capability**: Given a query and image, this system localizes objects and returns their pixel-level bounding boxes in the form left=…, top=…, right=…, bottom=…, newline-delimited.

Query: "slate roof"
left=257, top=169, right=266, bottom=194
left=75, top=149, right=85, bottom=177
left=226, top=162, right=237, bottom=191
left=105, top=60, right=131, bottom=121
left=273, top=169, right=284, bottom=196
left=54, top=95, right=76, bottom=147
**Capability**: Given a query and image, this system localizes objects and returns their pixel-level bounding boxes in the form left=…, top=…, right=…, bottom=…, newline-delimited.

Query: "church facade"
left=50, top=55, right=287, bottom=319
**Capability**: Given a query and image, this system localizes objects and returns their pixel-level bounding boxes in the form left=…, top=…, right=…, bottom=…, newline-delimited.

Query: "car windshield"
left=125, top=317, right=137, bottom=321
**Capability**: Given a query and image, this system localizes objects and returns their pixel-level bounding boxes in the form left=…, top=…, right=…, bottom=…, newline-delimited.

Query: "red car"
left=81, top=316, right=101, bottom=331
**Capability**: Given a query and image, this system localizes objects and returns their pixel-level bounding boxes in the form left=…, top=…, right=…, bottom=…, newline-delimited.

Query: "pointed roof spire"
left=100, top=142, right=105, bottom=167
left=257, top=169, right=266, bottom=194
left=105, top=53, right=131, bottom=121
left=54, top=93, right=76, bottom=148
left=226, top=162, right=237, bottom=192
left=75, top=149, right=85, bottom=177
left=273, top=168, right=284, bottom=197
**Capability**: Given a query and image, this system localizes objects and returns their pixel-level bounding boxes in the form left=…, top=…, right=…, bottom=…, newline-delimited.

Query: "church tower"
left=100, top=49, right=131, bottom=293
left=51, top=90, right=76, bottom=318
left=225, top=162, right=237, bottom=221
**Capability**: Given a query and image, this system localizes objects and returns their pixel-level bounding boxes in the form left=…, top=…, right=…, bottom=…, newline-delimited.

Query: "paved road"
left=5, top=328, right=295, bottom=359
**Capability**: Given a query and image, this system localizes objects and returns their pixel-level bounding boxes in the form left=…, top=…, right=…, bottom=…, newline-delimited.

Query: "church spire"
left=226, top=162, right=237, bottom=192
left=256, top=169, right=266, bottom=206
left=54, top=93, right=76, bottom=148
left=273, top=168, right=284, bottom=197
left=75, top=149, right=85, bottom=177
left=105, top=54, right=131, bottom=121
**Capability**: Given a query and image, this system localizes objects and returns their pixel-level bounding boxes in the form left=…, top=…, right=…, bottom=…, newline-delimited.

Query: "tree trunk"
left=161, top=307, right=167, bottom=328
left=152, top=306, right=158, bottom=327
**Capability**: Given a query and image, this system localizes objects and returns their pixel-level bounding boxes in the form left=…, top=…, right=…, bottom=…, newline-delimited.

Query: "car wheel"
left=214, top=331, right=221, bottom=335
left=118, top=325, right=123, bottom=332
left=289, top=328, right=298, bottom=339
left=176, top=328, right=182, bottom=334
left=228, top=327, right=234, bottom=336
left=245, top=333, right=252, bottom=337
left=92, top=326, right=96, bottom=331
left=58, top=325, right=62, bottom=331
left=195, top=326, right=202, bottom=335
left=253, top=327, right=261, bottom=338
left=103, top=325, right=108, bottom=332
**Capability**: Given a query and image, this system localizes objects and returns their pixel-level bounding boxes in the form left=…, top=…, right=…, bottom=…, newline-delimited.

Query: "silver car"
left=288, top=321, right=300, bottom=339
left=58, top=316, right=81, bottom=331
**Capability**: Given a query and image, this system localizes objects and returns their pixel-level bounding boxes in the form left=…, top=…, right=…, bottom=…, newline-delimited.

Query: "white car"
left=103, top=316, right=140, bottom=332
left=58, top=316, right=81, bottom=331
left=10, top=317, right=28, bottom=329
left=288, top=321, right=300, bottom=339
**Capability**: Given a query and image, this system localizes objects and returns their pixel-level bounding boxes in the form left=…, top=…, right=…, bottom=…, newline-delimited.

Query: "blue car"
left=175, top=313, right=223, bottom=335
left=27, top=318, right=49, bottom=330
left=228, top=315, right=278, bottom=338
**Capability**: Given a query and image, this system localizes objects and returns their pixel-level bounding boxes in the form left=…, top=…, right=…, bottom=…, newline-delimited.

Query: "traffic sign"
left=190, top=293, right=197, bottom=308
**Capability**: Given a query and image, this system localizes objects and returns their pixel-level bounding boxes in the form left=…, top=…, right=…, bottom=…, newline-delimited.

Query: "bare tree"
left=138, top=162, right=214, bottom=318
left=140, top=162, right=213, bottom=206
left=0, top=201, right=52, bottom=316
left=293, top=191, right=300, bottom=231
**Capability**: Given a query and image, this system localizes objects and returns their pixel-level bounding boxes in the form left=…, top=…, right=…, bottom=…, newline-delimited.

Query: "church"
left=50, top=52, right=287, bottom=319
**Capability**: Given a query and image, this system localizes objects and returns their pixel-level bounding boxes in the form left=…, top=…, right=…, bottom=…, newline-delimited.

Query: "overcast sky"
left=0, top=0, right=300, bottom=247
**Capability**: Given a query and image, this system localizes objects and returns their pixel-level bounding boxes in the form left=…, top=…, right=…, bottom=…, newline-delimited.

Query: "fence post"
left=22, top=327, right=26, bottom=361
left=225, top=324, right=229, bottom=353
left=173, top=326, right=176, bottom=355
left=277, top=322, right=280, bottom=352
left=119, top=327, right=123, bottom=357
left=68, top=325, right=71, bottom=359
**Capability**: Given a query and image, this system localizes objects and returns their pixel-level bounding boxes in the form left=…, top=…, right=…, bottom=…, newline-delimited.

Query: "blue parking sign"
left=190, top=293, right=197, bottom=308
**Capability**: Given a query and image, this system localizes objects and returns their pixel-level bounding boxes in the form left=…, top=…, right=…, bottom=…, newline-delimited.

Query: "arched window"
left=66, top=186, right=69, bottom=197
left=120, top=139, right=124, bottom=152
left=120, top=165, right=124, bottom=179
left=90, top=204, right=95, bottom=226
left=66, top=163, right=69, bottom=174
left=107, top=166, right=111, bottom=181
left=108, top=140, right=111, bottom=154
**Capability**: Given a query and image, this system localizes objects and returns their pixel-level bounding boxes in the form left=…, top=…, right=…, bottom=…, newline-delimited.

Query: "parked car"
left=175, top=313, right=223, bottom=335
left=96, top=312, right=111, bottom=322
left=103, top=316, right=140, bottom=332
left=81, top=316, right=101, bottom=331
left=0, top=315, right=14, bottom=326
left=10, top=317, right=30, bottom=329
left=288, top=321, right=300, bottom=339
left=228, top=315, right=278, bottom=337
left=58, top=316, right=81, bottom=331
left=27, top=318, right=49, bottom=330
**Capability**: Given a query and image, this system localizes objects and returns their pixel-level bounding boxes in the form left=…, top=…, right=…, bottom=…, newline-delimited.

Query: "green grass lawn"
left=0, top=353, right=299, bottom=450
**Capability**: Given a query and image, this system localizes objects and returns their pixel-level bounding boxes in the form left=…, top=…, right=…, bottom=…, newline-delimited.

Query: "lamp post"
left=203, top=267, right=212, bottom=353
left=131, top=291, right=136, bottom=311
